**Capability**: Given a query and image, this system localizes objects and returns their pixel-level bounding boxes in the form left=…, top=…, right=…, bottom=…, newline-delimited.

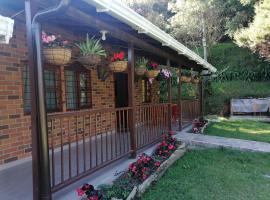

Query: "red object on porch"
left=172, top=104, right=179, bottom=122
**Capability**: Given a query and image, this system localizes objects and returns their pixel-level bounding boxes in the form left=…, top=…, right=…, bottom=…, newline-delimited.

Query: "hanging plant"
left=180, top=70, right=192, bottom=83
left=191, top=75, right=200, bottom=84
left=135, top=57, right=148, bottom=76
left=76, top=34, right=107, bottom=70
left=160, top=68, right=172, bottom=80
left=42, top=31, right=71, bottom=66
left=109, top=51, right=128, bottom=72
left=145, top=62, right=160, bottom=79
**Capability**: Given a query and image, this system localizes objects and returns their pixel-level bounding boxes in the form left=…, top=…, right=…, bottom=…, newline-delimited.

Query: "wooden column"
left=128, top=43, right=136, bottom=158
left=25, top=0, right=52, bottom=199
left=199, top=78, right=203, bottom=117
left=178, top=67, right=183, bottom=131
left=167, top=59, right=172, bottom=131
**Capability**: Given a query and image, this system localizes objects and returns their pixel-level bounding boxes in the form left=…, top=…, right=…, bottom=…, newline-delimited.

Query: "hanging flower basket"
left=146, top=70, right=160, bottom=78
left=135, top=67, right=146, bottom=76
left=109, top=60, right=128, bottom=72
left=191, top=77, right=200, bottom=84
left=43, top=47, right=71, bottom=66
left=78, top=54, right=101, bottom=70
left=181, top=75, right=191, bottom=83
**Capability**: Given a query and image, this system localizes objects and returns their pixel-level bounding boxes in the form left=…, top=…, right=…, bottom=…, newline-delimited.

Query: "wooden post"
left=178, top=67, right=182, bottom=131
left=199, top=78, right=203, bottom=117
left=128, top=43, right=136, bottom=158
left=25, top=0, right=52, bottom=199
left=167, top=59, right=172, bottom=131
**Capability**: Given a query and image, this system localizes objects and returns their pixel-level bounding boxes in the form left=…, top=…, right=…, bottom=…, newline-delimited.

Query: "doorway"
left=114, top=73, right=129, bottom=131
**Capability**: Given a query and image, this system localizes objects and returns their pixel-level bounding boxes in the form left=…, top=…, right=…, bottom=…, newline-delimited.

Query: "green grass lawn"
left=204, top=119, right=270, bottom=143
left=141, top=149, right=270, bottom=200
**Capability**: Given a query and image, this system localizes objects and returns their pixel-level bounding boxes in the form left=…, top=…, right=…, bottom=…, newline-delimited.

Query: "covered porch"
left=0, top=0, right=215, bottom=199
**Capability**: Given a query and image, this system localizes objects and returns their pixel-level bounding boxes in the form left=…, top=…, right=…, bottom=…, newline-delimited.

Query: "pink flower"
left=142, top=173, right=148, bottom=180
left=155, top=161, right=161, bottom=167
left=76, top=188, right=85, bottom=196
left=168, top=144, right=175, bottom=150
left=63, top=40, right=68, bottom=45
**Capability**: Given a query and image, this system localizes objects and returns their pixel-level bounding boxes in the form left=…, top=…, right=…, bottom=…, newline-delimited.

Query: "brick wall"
left=0, top=17, right=161, bottom=165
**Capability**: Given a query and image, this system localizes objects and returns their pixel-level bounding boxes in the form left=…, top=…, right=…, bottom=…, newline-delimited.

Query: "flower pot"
left=109, top=61, right=128, bottom=72
left=145, top=70, right=160, bottom=78
left=181, top=76, right=191, bottom=83
left=191, top=78, right=200, bottom=84
left=43, top=47, right=71, bottom=66
left=135, top=67, right=146, bottom=76
left=78, top=54, right=101, bottom=70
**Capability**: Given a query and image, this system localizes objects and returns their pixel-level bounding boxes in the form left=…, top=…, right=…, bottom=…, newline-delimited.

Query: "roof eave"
left=82, top=0, right=217, bottom=73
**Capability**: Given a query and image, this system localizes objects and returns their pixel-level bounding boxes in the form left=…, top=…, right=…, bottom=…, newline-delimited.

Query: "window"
left=65, top=69, right=91, bottom=110
left=141, top=79, right=151, bottom=103
left=23, top=65, right=61, bottom=113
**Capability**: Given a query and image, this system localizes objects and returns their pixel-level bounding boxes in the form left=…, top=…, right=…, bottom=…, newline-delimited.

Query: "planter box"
left=124, top=143, right=186, bottom=200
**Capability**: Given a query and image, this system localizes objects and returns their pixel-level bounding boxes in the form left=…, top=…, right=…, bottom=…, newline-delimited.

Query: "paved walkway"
left=175, top=126, right=270, bottom=153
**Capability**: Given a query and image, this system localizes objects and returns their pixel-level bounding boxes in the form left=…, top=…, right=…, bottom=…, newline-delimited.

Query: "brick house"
left=0, top=0, right=216, bottom=199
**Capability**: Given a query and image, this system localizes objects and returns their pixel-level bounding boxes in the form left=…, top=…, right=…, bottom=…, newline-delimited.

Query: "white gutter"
left=82, top=0, right=217, bottom=73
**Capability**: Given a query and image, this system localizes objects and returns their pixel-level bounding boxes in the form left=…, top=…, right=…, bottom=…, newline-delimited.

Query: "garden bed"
left=76, top=132, right=186, bottom=200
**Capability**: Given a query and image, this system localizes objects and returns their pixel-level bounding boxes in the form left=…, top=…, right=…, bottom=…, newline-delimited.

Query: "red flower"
left=169, top=130, right=174, bottom=135
left=155, top=161, right=161, bottom=167
left=142, top=173, right=148, bottom=180
left=168, top=144, right=175, bottom=150
left=76, top=188, right=85, bottom=196
left=111, top=51, right=125, bottom=62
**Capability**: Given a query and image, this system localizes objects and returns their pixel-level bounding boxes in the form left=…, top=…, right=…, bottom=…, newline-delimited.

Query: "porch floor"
left=0, top=120, right=181, bottom=200
left=0, top=132, right=157, bottom=200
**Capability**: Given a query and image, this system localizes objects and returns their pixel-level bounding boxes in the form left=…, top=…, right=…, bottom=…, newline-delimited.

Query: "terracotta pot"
left=145, top=70, right=160, bottom=78
left=78, top=54, right=101, bottom=70
left=109, top=61, right=128, bottom=72
left=43, top=47, right=71, bottom=66
left=135, top=67, right=146, bottom=76
left=192, top=78, right=200, bottom=84
left=181, top=76, right=191, bottom=83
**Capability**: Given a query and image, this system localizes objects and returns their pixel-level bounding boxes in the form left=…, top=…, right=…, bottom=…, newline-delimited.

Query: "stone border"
left=201, top=121, right=211, bottom=134
left=124, top=142, right=186, bottom=200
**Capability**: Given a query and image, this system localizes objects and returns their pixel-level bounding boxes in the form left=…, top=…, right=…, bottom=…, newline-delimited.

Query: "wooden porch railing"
left=136, top=103, right=169, bottom=149
left=172, top=99, right=201, bottom=128
left=46, top=103, right=169, bottom=191
left=47, top=107, right=132, bottom=192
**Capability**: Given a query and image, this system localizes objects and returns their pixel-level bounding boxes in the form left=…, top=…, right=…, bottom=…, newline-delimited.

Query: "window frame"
left=65, top=64, right=92, bottom=111
left=22, top=64, right=62, bottom=114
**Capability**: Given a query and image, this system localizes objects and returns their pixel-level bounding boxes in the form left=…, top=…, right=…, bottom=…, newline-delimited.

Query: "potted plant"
left=145, top=62, right=160, bottom=78
left=109, top=51, right=128, bottom=72
left=135, top=57, right=148, bottom=76
left=191, top=75, right=200, bottom=84
left=160, top=68, right=172, bottom=80
left=180, top=71, right=191, bottom=83
left=42, top=31, right=71, bottom=66
left=76, top=34, right=107, bottom=70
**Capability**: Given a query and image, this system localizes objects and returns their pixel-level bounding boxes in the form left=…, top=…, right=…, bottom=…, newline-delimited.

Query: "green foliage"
left=76, top=34, right=106, bottom=56
left=234, top=0, right=270, bottom=60
left=204, top=81, right=270, bottom=114
left=204, top=119, right=270, bottom=143
left=142, top=148, right=270, bottom=200
left=135, top=57, right=148, bottom=68
left=99, top=179, right=133, bottom=200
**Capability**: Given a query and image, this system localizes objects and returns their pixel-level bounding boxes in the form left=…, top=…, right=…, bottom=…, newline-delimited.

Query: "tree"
left=234, top=0, right=270, bottom=61
left=121, top=0, right=171, bottom=31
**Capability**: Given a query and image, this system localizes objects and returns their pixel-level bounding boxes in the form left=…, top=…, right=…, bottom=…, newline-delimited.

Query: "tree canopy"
left=234, top=0, right=270, bottom=61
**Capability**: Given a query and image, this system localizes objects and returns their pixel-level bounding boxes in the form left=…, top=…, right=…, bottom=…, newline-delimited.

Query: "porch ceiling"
left=1, top=0, right=217, bottom=72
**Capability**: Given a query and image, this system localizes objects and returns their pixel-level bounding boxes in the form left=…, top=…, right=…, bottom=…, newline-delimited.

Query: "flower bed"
left=76, top=132, right=186, bottom=200
left=191, top=117, right=208, bottom=133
